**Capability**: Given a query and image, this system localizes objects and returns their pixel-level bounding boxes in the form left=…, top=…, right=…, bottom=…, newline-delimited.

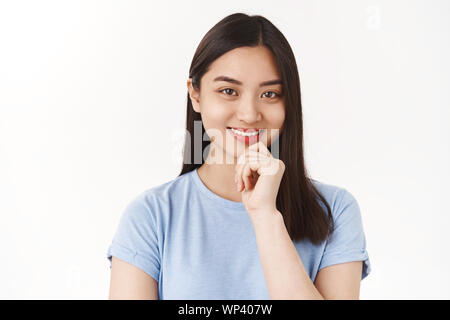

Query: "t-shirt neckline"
left=190, top=168, right=247, bottom=210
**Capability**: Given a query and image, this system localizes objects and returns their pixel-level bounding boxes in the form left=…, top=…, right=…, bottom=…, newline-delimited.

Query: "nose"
left=236, top=99, right=262, bottom=124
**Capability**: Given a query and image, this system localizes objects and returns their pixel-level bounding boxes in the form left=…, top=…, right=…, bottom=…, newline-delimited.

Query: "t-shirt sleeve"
left=318, top=188, right=371, bottom=280
left=106, top=193, right=161, bottom=282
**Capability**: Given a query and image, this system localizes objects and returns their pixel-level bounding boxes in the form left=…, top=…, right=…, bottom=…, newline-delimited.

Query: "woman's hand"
left=234, top=141, right=285, bottom=221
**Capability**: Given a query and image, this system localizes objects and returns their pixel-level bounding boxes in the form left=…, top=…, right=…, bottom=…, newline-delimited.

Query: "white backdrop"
left=0, top=0, right=449, bottom=299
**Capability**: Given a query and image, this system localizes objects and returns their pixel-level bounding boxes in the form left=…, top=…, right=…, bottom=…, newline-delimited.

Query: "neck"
left=196, top=143, right=242, bottom=203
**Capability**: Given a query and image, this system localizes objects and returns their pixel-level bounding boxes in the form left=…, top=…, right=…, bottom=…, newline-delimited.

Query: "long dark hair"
left=178, top=13, right=334, bottom=245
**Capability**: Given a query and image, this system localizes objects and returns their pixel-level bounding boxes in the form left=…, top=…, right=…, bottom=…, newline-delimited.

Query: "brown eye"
left=262, top=91, right=279, bottom=99
left=220, top=88, right=237, bottom=96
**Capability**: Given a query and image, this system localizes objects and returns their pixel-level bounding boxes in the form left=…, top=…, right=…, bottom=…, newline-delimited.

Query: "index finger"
left=249, top=141, right=271, bottom=157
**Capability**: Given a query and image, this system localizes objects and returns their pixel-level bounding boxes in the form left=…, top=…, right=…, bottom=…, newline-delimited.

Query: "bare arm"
left=252, top=210, right=362, bottom=300
left=109, top=256, right=159, bottom=300
left=314, top=261, right=362, bottom=299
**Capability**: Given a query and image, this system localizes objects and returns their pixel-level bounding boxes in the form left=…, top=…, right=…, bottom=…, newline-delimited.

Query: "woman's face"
left=187, top=45, right=285, bottom=162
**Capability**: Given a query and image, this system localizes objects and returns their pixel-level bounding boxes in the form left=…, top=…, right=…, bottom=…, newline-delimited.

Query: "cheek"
left=199, top=100, right=233, bottom=146
left=265, top=104, right=285, bottom=128
left=201, top=100, right=232, bottom=130
left=263, top=105, right=285, bottom=145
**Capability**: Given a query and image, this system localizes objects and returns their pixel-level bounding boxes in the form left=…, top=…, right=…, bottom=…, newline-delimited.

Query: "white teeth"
left=230, top=128, right=262, bottom=137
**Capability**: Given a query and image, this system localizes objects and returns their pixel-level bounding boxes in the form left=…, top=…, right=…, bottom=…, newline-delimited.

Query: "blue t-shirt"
left=106, top=168, right=371, bottom=299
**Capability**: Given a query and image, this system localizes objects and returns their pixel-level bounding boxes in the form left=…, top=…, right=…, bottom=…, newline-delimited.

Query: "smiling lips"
left=227, top=127, right=265, bottom=144
left=228, top=127, right=261, bottom=132
left=227, top=127, right=263, bottom=134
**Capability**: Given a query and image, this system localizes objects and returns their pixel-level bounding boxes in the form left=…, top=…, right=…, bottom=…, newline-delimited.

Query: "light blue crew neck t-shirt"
left=106, top=168, right=371, bottom=300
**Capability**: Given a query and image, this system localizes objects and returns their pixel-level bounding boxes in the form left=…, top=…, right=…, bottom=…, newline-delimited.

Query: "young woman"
left=107, top=13, right=371, bottom=300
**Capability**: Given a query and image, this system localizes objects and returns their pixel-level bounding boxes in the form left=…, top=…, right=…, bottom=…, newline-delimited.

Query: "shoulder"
left=311, top=180, right=371, bottom=281
left=309, top=178, right=360, bottom=221
left=122, top=171, right=194, bottom=219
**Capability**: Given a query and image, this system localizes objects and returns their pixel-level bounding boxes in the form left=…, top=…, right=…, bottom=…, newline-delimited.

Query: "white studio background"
left=0, top=0, right=448, bottom=299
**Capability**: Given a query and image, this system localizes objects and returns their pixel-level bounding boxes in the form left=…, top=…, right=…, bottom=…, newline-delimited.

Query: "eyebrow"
left=213, top=75, right=283, bottom=87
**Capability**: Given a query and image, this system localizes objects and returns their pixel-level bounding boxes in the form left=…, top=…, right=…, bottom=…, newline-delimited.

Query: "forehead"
left=202, top=46, right=281, bottom=85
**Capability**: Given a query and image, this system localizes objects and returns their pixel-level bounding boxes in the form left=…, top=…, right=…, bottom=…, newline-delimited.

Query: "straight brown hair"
left=178, top=13, right=334, bottom=245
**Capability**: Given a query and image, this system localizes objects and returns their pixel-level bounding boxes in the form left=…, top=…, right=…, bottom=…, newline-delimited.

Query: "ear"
left=187, top=78, right=201, bottom=113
